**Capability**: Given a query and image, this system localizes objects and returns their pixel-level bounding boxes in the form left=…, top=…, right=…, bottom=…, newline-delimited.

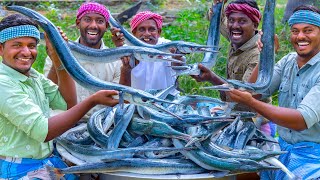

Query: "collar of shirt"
left=0, top=62, right=39, bottom=82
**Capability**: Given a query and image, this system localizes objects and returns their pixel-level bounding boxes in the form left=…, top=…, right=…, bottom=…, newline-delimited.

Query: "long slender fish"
left=7, top=5, right=177, bottom=110
left=68, top=40, right=183, bottom=64
left=171, top=2, right=223, bottom=76
left=47, top=158, right=207, bottom=176
left=109, top=14, right=216, bottom=54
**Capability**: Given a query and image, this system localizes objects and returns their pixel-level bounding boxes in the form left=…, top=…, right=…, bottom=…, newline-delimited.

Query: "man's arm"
left=228, top=89, right=307, bottom=131
left=46, top=90, right=119, bottom=141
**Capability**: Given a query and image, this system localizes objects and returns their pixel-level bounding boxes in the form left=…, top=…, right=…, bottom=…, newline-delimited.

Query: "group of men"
left=0, top=0, right=320, bottom=179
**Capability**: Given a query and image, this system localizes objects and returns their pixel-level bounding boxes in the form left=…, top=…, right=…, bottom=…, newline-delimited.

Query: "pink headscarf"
left=130, top=11, right=163, bottom=32
left=76, top=2, right=110, bottom=21
left=225, top=3, right=262, bottom=23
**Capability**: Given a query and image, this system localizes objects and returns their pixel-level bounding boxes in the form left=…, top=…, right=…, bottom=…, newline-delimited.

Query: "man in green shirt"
left=0, top=13, right=118, bottom=179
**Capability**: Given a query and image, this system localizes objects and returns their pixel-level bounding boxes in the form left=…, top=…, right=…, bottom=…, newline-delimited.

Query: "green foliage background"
left=0, top=0, right=294, bottom=104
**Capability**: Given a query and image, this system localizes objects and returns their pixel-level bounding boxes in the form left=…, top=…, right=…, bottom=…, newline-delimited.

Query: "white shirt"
left=43, top=38, right=122, bottom=119
left=131, top=37, right=177, bottom=91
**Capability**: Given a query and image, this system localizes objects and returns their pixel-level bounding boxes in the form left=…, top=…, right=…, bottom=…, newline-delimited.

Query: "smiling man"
left=192, top=0, right=276, bottom=140
left=0, top=13, right=118, bottom=179
left=113, top=11, right=179, bottom=92
left=227, top=5, right=320, bottom=179
left=44, top=2, right=122, bottom=119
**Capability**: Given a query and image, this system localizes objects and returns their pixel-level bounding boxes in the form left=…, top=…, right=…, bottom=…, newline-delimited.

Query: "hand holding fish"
left=111, top=27, right=125, bottom=47
left=90, top=90, right=119, bottom=107
left=226, top=88, right=255, bottom=106
left=257, top=31, right=280, bottom=53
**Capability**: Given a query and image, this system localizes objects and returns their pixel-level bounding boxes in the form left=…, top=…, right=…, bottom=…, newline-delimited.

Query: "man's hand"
left=92, top=90, right=119, bottom=107
left=191, top=64, right=215, bottom=83
left=226, top=89, right=254, bottom=105
left=111, top=27, right=125, bottom=47
left=257, top=31, right=280, bottom=53
left=45, top=27, right=68, bottom=66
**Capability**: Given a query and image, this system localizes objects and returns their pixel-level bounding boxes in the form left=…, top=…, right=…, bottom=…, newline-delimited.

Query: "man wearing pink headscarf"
left=113, top=11, right=180, bottom=92
left=44, top=2, right=123, bottom=119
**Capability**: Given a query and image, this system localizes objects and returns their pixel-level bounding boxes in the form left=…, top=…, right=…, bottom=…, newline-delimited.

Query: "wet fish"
left=68, top=40, right=184, bottom=64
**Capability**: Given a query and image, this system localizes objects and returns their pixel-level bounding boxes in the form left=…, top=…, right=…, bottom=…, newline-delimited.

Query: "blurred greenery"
left=0, top=0, right=293, bottom=105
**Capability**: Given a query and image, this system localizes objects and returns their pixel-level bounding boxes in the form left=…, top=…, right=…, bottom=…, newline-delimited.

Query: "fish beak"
left=198, top=47, right=218, bottom=53
left=200, top=84, right=233, bottom=91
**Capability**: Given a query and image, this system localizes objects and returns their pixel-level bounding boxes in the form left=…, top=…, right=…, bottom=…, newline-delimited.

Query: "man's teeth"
left=298, top=42, right=309, bottom=46
left=88, top=32, right=98, bottom=35
left=19, top=58, right=30, bottom=62
left=143, top=38, right=150, bottom=42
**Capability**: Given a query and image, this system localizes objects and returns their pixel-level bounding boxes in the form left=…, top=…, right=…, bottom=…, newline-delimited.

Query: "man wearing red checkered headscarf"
left=113, top=11, right=180, bottom=93
left=130, top=11, right=163, bottom=45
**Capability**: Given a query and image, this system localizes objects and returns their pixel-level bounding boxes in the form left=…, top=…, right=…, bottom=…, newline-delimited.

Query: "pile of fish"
left=52, top=90, right=287, bottom=178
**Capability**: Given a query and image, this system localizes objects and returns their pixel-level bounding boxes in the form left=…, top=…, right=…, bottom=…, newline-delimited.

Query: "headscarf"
left=288, top=10, right=320, bottom=27
left=76, top=2, right=110, bottom=21
left=225, top=3, right=262, bottom=23
left=130, top=11, right=163, bottom=32
left=0, top=25, right=40, bottom=43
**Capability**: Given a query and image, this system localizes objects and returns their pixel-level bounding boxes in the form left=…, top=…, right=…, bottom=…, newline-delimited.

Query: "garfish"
left=47, top=158, right=207, bottom=178
left=109, top=15, right=216, bottom=54
left=171, top=1, right=223, bottom=76
left=68, top=40, right=184, bottom=64
left=57, top=137, right=192, bottom=163
left=173, top=139, right=279, bottom=172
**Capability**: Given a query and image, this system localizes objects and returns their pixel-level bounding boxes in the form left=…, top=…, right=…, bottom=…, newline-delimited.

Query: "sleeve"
left=43, top=56, right=53, bottom=77
left=0, top=80, right=49, bottom=142
left=112, top=60, right=122, bottom=83
left=261, top=55, right=288, bottom=99
left=298, top=81, right=320, bottom=129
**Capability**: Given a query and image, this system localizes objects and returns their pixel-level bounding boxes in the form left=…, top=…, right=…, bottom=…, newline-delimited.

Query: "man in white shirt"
left=44, top=2, right=122, bottom=118
left=113, top=11, right=179, bottom=91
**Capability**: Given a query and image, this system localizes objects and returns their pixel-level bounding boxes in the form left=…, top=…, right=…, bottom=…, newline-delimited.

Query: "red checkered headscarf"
left=130, top=11, right=163, bottom=32
left=225, top=3, right=261, bottom=23
left=76, top=2, right=110, bottom=21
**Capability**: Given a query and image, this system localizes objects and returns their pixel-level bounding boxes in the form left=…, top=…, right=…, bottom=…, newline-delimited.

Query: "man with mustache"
left=193, top=0, right=277, bottom=135
left=228, top=5, right=320, bottom=179
left=113, top=11, right=180, bottom=92
left=0, top=13, right=118, bottom=179
left=44, top=2, right=123, bottom=119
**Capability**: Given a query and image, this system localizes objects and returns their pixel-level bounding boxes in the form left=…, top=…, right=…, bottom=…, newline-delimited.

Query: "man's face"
left=132, top=19, right=161, bottom=45
left=227, top=12, right=258, bottom=49
left=290, top=23, right=320, bottom=59
left=76, top=13, right=108, bottom=49
left=0, top=37, right=37, bottom=76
